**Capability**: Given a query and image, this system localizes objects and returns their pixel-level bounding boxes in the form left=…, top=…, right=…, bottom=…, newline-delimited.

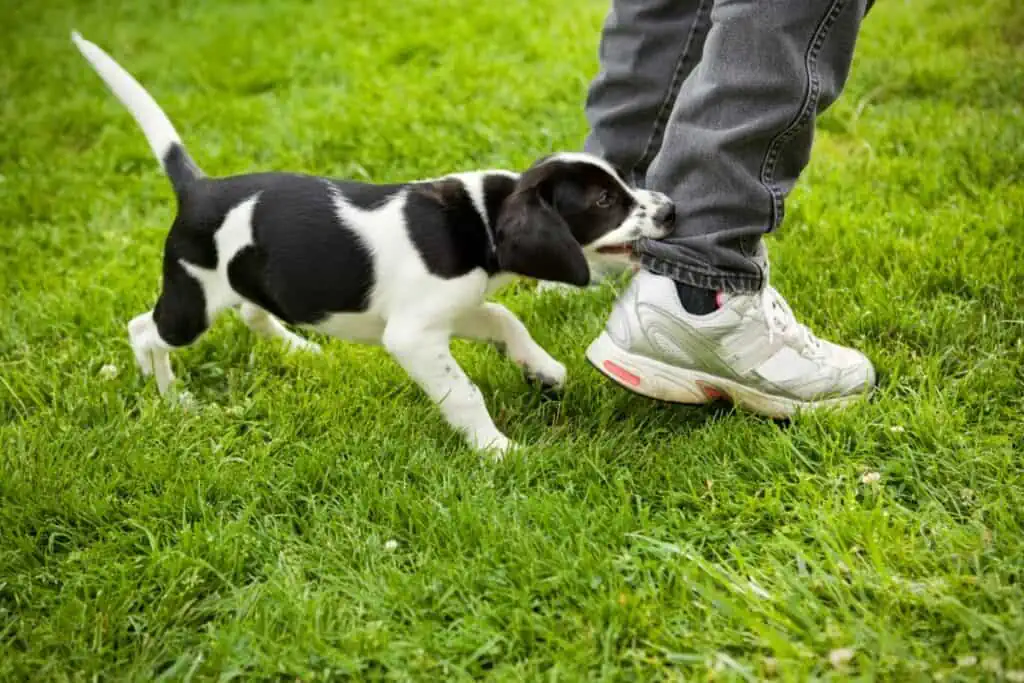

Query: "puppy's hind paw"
left=133, top=349, right=155, bottom=377
left=166, top=388, right=197, bottom=413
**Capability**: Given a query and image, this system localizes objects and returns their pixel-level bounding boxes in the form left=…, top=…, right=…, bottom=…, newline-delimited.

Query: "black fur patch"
left=165, top=173, right=377, bottom=325
left=226, top=245, right=289, bottom=320
left=483, top=174, right=516, bottom=229
left=327, top=179, right=406, bottom=210
left=244, top=175, right=376, bottom=323
left=153, top=257, right=208, bottom=347
left=539, top=160, right=635, bottom=246
left=162, top=143, right=203, bottom=195
left=403, top=177, right=502, bottom=278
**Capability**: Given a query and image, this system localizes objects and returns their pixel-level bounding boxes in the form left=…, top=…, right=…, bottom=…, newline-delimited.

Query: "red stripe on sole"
left=603, top=360, right=641, bottom=387
left=696, top=381, right=728, bottom=401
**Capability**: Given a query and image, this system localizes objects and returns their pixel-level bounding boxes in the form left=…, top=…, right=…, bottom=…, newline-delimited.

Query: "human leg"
left=584, top=0, right=877, bottom=415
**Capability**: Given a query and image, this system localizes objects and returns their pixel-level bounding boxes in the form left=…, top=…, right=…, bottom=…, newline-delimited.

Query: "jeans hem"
left=639, top=254, right=765, bottom=293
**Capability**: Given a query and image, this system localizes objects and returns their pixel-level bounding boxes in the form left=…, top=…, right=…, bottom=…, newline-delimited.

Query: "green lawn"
left=2, top=0, right=1023, bottom=679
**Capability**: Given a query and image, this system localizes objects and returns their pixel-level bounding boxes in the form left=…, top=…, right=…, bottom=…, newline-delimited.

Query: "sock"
left=675, top=282, right=720, bottom=315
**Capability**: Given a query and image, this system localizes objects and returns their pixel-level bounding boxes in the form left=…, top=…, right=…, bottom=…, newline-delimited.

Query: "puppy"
left=72, top=32, right=675, bottom=454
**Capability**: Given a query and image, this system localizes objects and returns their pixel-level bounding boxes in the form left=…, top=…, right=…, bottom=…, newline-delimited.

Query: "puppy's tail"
left=71, top=31, right=203, bottom=193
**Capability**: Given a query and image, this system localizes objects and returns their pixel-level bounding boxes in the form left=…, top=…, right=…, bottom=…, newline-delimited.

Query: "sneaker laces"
left=759, top=286, right=821, bottom=351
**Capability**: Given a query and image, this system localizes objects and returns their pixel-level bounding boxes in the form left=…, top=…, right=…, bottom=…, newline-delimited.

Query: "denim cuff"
left=638, top=252, right=768, bottom=293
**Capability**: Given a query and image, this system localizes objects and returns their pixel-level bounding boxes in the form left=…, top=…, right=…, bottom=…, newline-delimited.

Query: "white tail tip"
left=69, top=28, right=189, bottom=177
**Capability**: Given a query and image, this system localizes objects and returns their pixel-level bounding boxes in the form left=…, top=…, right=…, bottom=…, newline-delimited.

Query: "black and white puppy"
left=72, top=33, right=674, bottom=454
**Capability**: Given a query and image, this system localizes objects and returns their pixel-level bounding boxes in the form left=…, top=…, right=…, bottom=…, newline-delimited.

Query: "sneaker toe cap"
left=832, top=346, right=876, bottom=394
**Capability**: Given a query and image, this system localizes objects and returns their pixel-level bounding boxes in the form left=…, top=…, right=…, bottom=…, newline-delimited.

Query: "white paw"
left=288, top=338, right=322, bottom=354
left=536, top=281, right=578, bottom=294
left=167, top=388, right=197, bottom=412
left=524, top=357, right=567, bottom=391
left=128, top=313, right=156, bottom=375
left=470, top=431, right=517, bottom=459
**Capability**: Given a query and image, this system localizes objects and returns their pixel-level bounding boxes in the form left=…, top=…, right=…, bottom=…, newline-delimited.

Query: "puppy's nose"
left=653, top=202, right=676, bottom=226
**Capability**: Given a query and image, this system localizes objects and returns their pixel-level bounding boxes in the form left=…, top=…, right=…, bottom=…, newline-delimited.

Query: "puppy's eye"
left=595, top=190, right=613, bottom=208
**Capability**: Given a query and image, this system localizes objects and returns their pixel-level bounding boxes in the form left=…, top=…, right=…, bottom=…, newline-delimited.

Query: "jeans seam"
left=758, top=0, right=848, bottom=232
left=629, top=0, right=711, bottom=187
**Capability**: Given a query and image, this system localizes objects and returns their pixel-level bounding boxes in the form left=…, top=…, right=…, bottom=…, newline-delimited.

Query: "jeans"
left=584, top=0, right=873, bottom=292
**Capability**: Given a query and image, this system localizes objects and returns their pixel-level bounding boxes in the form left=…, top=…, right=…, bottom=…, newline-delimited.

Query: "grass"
left=1, top=0, right=1023, bottom=679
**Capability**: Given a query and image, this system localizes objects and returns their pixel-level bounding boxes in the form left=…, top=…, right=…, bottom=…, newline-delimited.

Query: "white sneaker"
left=586, top=271, right=875, bottom=417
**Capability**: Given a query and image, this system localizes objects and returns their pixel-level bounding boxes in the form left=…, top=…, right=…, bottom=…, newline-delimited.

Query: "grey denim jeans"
left=584, top=0, right=872, bottom=292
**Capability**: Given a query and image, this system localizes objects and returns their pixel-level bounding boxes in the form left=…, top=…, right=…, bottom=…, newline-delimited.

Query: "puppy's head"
left=494, top=153, right=675, bottom=286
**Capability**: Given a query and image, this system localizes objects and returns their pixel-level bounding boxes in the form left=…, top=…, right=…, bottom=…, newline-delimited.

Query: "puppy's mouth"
left=595, top=244, right=634, bottom=257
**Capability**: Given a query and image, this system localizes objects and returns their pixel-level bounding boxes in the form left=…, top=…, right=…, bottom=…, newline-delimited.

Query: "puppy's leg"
left=454, top=303, right=566, bottom=390
left=239, top=303, right=321, bottom=353
left=128, top=310, right=175, bottom=393
left=383, top=316, right=513, bottom=456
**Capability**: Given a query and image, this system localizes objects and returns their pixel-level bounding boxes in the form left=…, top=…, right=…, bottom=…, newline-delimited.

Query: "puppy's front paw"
left=471, top=431, right=517, bottom=460
left=289, top=338, right=322, bottom=354
left=536, top=281, right=579, bottom=295
left=524, top=358, right=567, bottom=394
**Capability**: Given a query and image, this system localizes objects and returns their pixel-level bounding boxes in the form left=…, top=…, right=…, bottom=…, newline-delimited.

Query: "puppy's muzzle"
left=644, top=191, right=676, bottom=239
left=653, top=201, right=675, bottom=228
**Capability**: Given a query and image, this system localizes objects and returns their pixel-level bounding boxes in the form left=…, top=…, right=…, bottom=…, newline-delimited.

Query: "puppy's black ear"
left=494, top=189, right=590, bottom=286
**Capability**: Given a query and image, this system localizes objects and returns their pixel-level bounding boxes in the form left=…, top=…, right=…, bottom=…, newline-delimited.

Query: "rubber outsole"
left=585, top=332, right=867, bottom=419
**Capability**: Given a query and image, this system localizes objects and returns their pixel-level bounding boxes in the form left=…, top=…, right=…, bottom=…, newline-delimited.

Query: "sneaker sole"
left=586, top=331, right=866, bottom=419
